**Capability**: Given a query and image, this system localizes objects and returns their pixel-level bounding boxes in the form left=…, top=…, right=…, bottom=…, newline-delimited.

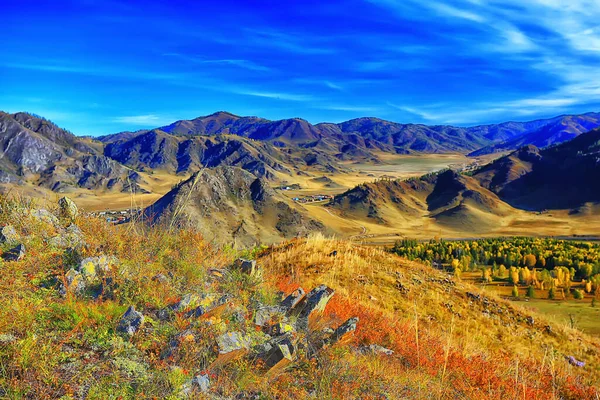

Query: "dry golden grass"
left=259, top=234, right=600, bottom=398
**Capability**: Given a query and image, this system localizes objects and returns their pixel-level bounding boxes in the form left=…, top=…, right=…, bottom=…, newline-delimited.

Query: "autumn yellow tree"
left=523, top=254, right=537, bottom=268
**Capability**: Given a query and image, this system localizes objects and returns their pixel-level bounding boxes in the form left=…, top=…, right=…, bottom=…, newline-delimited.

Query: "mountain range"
left=2, top=110, right=600, bottom=193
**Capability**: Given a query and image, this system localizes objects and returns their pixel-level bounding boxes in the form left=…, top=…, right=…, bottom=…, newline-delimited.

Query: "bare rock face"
left=58, top=197, right=78, bottom=222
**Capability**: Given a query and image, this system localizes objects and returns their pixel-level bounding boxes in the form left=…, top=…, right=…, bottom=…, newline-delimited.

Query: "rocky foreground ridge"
left=0, top=195, right=598, bottom=399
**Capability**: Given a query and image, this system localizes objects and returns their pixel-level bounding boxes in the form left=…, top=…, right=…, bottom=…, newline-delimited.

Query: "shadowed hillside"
left=473, top=128, right=600, bottom=210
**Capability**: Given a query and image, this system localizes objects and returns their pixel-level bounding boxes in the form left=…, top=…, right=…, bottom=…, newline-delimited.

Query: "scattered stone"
left=151, top=273, right=169, bottom=283
left=190, top=373, right=210, bottom=393
left=161, top=329, right=196, bottom=359
left=117, top=306, right=144, bottom=336
left=58, top=197, right=78, bottom=222
left=256, top=334, right=295, bottom=369
left=217, top=331, right=250, bottom=354
left=329, top=250, right=338, bottom=257
left=0, top=333, right=17, bottom=344
left=280, top=287, right=305, bottom=310
left=270, top=322, right=294, bottom=336
left=78, top=255, right=115, bottom=280
left=395, top=280, right=409, bottom=294
left=361, top=344, right=394, bottom=356
left=0, top=225, right=19, bottom=245
left=2, top=244, right=25, bottom=261
left=158, top=293, right=197, bottom=321
left=327, top=317, right=358, bottom=345
left=59, top=268, right=86, bottom=296
left=30, top=209, right=60, bottom=227
left=566, top=355, right=585, bottom=367
left=526, top=316, right=535, bottom=326
left=233, top=258, right=258, bottom=275
left=208, top=268, right=228, bottom=278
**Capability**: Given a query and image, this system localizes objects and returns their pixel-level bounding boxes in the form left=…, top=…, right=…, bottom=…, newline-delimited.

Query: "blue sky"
left=1, top=0, right=600, bottom=136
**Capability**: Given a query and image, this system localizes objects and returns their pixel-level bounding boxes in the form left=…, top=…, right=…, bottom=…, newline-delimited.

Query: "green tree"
left=548, top=287, right=557, bottom=300
left=511, top=285, right=519, bottom=298
left=526, top=285, right=535, bottom=298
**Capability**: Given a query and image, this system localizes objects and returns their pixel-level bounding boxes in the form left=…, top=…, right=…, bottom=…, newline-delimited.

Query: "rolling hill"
left=143, top=166, right=326, bottom=246
left=330, top=169, right=513, bottom=233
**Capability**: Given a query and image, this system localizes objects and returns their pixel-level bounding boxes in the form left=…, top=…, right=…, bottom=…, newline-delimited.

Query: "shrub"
left=573, top=289, right=584, bottom=300
left=511, top=285, right=519, bottom=298
left=548, top=287, right=556, bottom=300
left=526, top=285, right=535, bottom=298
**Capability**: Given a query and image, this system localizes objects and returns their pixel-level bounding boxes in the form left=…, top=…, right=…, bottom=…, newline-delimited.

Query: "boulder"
left=254, top=306, right=283, bottom=327
left=327, top=317, right=359, bottom=345
left=0, top=225, right=19, bottom=245
left=280, top=287, right=305, bottom=310
left=117, top=306, right=144, bottom=336
left=233, top=258, right=258, bottom=275
left=30, top=209, right=60, bottom=228
left=256, top=334, right=295, bottom=369
left=78, top=255, right=115, bottom=280
left=59, top=268, right=85, bottom=296
left=58, top=197, right=78, bottom=222
left=158, top=293, right=197, bottom=321
left=217, top=331, right=250, bottom=354
left=290, top=285, right=334, bottom=329
left=2, top=244, right=25, bottom=261
left=49, top=224, right=85, bottom=249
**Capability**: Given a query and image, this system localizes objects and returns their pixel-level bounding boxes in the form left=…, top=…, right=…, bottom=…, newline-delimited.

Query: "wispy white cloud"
left=428, top=2, right=485, bottom=22
left=234, top=90, right=315, bottom=102
left=1, top=61, right=181, bottom=81
left=162, top=53, right=271, bottom=72
left=318, top=105, right=380, bottom=112
left=113, top=114, right=167, bottom=125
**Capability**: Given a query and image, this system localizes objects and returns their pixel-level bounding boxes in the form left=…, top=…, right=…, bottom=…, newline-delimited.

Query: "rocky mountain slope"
left=469, top=112, right=600, bottom=156
left=472, top=127, right=600, bottom=210
left=148, top=111, right=600, bottom=155
left=0, top=112, right=144, bottom=193
left=143, top=166, right=325, bottom=246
